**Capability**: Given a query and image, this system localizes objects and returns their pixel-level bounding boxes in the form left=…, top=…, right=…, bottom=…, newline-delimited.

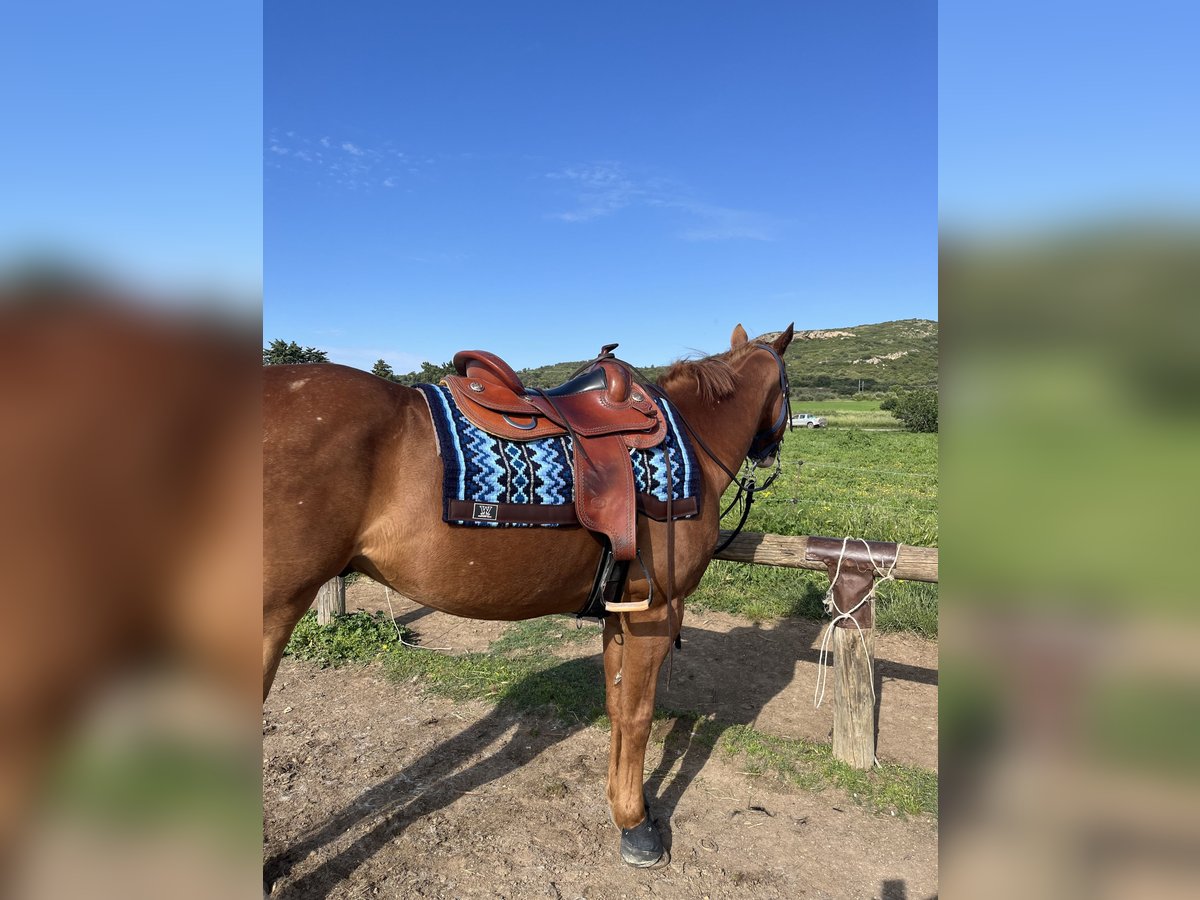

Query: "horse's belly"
left=367, top=524, right=603, bottom=621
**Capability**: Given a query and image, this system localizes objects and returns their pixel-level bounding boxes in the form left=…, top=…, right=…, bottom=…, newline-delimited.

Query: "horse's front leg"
left=603, top=610, right=670, bottom=867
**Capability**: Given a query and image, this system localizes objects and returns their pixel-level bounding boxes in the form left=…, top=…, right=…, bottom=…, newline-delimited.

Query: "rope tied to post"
left=813, top=537, right=900, bottom=715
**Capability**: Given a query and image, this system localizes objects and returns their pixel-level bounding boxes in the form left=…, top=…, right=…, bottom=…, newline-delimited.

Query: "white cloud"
left=545, top=162, right=641, bottom=221
left=545, top=161, right=779, bottom=240
left=264, top=129, right=420, bottom=192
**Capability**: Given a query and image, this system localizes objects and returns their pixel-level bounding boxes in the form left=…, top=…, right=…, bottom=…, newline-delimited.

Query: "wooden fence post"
left=711, top=532, right=938, bottom=768
left=832, top=616, right=876, bottom=768
left=315, top=576, right=346, bottom=625
left=803, top=537, right=899, bottom=769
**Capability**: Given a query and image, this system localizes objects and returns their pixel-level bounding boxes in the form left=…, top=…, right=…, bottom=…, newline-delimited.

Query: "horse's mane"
left=656, top=341, right=758, bottom=404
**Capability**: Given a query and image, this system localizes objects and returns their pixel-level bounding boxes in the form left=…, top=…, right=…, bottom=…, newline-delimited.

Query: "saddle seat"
left=444, top=346, right=670, bottom=584
left=446, top=349, right=661, bottom=443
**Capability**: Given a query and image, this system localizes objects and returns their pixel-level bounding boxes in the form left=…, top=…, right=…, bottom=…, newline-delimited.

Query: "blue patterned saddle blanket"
left=416, top=383, right=701, bottom=527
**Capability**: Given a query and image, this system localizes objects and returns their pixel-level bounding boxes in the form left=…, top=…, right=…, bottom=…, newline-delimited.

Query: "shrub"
left=890, top=389, right=938, bottom=433
left=283, top=610, right=402, bottom=667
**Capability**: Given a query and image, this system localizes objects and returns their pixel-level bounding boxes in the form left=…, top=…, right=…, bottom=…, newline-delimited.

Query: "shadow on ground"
left=266, top=619, right=936, bottom=898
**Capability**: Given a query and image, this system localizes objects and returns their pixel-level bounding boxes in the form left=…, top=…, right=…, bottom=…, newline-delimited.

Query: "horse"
left=262, top=322, right=794, bottom=869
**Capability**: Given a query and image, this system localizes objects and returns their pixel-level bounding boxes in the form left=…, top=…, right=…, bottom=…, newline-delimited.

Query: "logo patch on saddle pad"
left=472, top=502, right=498, bottom=520
left=415, top=383, right=700, bottom=528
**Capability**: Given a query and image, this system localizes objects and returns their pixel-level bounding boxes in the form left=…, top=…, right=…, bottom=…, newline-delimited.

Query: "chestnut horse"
left=263, top=323, right=794, bottom=867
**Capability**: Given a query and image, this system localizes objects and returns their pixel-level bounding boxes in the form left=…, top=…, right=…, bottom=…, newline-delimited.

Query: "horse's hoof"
left=620, top=816, right=665, bottom=867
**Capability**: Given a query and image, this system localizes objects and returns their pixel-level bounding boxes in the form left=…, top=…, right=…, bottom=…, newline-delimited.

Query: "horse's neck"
left=661, top=357, right=772, bottom=496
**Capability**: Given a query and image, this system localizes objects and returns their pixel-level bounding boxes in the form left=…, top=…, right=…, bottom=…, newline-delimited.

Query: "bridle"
left=642, top=342, right=792, bottom=555
left=746, top=343, right=793, bottom=467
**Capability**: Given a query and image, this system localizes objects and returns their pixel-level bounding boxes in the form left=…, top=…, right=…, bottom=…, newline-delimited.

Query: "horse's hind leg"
left=262, top=585, right=320, bottom=701
left=602, top=613, right=671, bottom=867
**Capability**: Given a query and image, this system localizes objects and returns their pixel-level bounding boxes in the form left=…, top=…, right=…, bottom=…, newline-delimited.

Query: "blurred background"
left=1, top=2, right=262, bottom=898
left=941, top=2, right=1200, bottom=898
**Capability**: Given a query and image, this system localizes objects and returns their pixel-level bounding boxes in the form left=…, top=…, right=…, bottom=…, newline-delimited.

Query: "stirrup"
left=605, top=596, right=651, bottom=612
left=605, top=550, right=652, bottom=612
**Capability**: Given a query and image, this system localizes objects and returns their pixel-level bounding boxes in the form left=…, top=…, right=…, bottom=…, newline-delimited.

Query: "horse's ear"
left=731, top=324, right=749, bottom=349
left=771, top=324, right=795, bottom=355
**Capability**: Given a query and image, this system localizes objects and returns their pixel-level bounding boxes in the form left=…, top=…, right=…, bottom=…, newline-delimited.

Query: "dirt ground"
left=263, top=585, right=938, bottom=899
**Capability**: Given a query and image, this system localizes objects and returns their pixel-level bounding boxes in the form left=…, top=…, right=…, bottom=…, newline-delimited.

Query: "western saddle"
left=444, top=344, right=670, bottom=613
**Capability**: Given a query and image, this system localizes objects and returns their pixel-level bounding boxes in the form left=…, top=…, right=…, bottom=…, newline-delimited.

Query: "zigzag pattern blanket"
left=416, top=383, right=701, bottom=528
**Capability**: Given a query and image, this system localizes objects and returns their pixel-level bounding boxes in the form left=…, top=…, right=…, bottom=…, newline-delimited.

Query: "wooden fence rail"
left=714, top=530, right=938, bottom=582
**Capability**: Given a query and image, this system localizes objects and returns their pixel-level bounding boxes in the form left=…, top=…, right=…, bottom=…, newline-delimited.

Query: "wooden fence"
left=715, top=530, right=938, bottom=768
left=313, top=530, right=938, bottom=770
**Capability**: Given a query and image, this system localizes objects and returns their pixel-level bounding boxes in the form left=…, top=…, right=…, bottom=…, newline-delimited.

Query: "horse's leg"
left=602, top=617, right=625, bottom=818
left=262, top=585, right=320, bottom=701
left=603, top=612, right=671, bottom=867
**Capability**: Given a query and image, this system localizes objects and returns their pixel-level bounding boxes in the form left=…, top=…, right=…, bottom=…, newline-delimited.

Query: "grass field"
left=691, top=427, right=939, bottom=636
left=792, top=399, right=899, bottom=429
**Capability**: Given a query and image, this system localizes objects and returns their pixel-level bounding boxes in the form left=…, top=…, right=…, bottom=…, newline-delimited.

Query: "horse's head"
left=731, top=323, right=794, bottom=470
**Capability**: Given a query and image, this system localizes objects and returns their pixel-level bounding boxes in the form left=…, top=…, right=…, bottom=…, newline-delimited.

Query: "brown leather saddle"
left=444, top=344, right=673, bottom=613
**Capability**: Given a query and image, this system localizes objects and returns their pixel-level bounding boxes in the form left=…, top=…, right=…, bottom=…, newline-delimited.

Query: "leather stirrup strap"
left=666, top=443, right=674, bottom=615
left=665, top=442, right=678, bottom=680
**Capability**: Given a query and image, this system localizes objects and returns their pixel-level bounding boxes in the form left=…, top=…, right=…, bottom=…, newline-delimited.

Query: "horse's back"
left=264, top=363, right=434, bottom=458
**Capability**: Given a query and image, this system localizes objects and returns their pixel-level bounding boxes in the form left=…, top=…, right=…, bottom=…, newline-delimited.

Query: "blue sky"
left=265, top=1, right=937, bottom=371
left=1, top=1, right=261, bottom=297
left=940, top=1, right=1200, bottom=232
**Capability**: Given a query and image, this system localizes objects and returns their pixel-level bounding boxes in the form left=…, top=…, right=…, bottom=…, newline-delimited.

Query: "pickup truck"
left=790, top=413, right=827, bottom=428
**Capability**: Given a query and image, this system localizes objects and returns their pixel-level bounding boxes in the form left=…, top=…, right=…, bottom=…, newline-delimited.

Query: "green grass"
left=792, top=399, right=899, bottom=429
left=386, top=642, right=609, bottom=725
left=284, top=610, right=406, bottom=667
left=691, top=428, right=939, bottom=636
left=689, top=564, right=938, bottom=638
left=798, top=400, right=883, bottom=411
left=487, top=615, right=600, bottom=656
left=717, top=724, right=938, bottom=816
left=759, top=429, right=938, bottom=546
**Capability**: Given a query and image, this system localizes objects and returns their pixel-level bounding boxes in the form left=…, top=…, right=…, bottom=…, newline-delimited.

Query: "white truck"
left=790, top=412, right=827, bottom=428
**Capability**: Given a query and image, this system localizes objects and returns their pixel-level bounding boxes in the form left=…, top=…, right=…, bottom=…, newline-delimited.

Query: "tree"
left=263, top=339, right=329, bottom=366
left=395, top=360, right=456, bottom=385
left=889, top=389, right=938, bottom=433
left=371, top=359, right=397, bottom=381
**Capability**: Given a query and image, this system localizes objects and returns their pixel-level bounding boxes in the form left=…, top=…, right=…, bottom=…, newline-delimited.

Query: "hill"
left=514, top=318, right=937, bottom=398
left=768, top=318, right=938, bottom=397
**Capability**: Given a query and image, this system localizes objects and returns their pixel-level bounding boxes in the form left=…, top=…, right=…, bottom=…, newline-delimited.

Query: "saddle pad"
left=416, top=383, right=701, bottom=528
